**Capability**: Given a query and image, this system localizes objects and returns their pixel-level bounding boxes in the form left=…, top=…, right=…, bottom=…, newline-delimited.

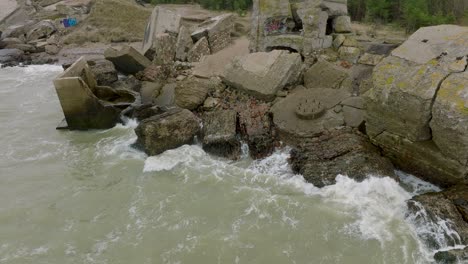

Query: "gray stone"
left=289, top=127, right=395, bottom=187
left=391, top=25, right=468, bottom=65
left=153, top=83, right=176, bottom=107
left=223, top=50, right=302, bottom=101
left=175, top=76, right=219, bottom=110
left=333, top=34, right=346, bottom=49
left=53, top=57, right=137, bottom=130
left=104, top=46, right=151, bottom=74
left=45, top=44, right=60, bottom=55
left=343, top=106, right=364, bottom=127
left=26, top=20, right=56, bottom=41
left=142, top=6, right=181, bottom=56
left=135, top=108, right=200, bottom=156
left=175, top=26, right=194, bottom=62
left=0, top=49, right=24, bottom=64
left=338, top=46, right=360, bottom=63
left=449, top=56, right=467, bottom=73
left=203, top=97, right=221, bottom=110
left=358, top=53, right=384, bottom=66
left=153, top=33, right=176, bottom=65
left=342, top=96, right=364, bottom=109
left=304, top=60, right=348, bottom=89
left=111, top=75, right=142, bottom=92
left=201, top=110, right=241, bottom=159
left=191, top=13, right=234, bottom=53
left=408, top=185, right=468, bottom=250
left=87, top=59, right=118, bottom=86
left=333, top=16, right=352, bottom=33
left=2, top=38, right=24, bottom=46
left=320, top=0, right=348, bottom=16
left=6, top=43, right=36, bottom=53
left=187, top=37, right=211, bottom=63
left=140, top=81, right=163, bottom=104
left=342, top=36, right=359, bottom=47
left=56, top=0, right=92, bottom=15
left=430, top=72, right=468, bottom=166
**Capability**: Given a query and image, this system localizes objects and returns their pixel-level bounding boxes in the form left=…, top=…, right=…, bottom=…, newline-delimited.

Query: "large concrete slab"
left=223, top=50, right=302, bottom=101
left=0, top=0, right=18, bottom=24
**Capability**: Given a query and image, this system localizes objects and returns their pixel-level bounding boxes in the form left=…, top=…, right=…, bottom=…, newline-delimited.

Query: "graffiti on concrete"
left=264, top=17, right=297, bottom=35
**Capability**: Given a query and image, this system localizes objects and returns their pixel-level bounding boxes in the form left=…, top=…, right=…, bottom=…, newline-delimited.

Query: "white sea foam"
left=143, top=145, right=207, bottom=172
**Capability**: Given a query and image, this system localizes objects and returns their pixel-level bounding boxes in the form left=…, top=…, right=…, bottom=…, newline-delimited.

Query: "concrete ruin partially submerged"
left=53, top=57, right=137, bottom=130
left=250, top=0, right=351, bottom=57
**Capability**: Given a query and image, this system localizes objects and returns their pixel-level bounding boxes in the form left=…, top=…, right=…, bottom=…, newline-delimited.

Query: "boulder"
left=201, top=110, right=241, bottom=159
left=136, top=64, right=171, bottom=83
left=45, top=44, right=60, bottom=55
left=289, top=127, right=395, bottom=188
left=407, top=185, right=468, bottom=254
left=430, top=72, right=468, bottom=165
left=333, top=16, right=352, bottom=33
left=111, top=75, right=142, bottom=92
left=333, top=34, right=346, bottom=49
left=223, top=50, right=302, bottom=101
left=153, top=83, right=176, bottom=107
left=134, top=108, right=200, bottom=156
left=187, top=37, right=211, bottom=63
left=338, top=46, right=361, bottom=63
left=140, top=81, right=163, bottom=104
left=175, top=26, right=193, bottom=61
left=0, top=49, right=25, bottom=65
left=1, top=38, right=24, bottom=46
left=5, top=43, right=36, bottom=53
left=142, top=6, right=181, bottom=56
left=320, top=0, right=348, bottom=16
left=130, top=104, right=166, bottom=121
left=87, top=59, right=118, bottom=86
left=364, top=25, right=468, bottom=187
left=53, top=57, right=137, bottom=130
left=434, top=248, right=468, bottom=264
left=304, top=60, right=348, bottom=89
left=237, top=100, right=276, bottom=159
left=56, top=0, right=92, bottom=15
left=358, top=53, right=384, bottom=66
left=271, top=87, right=350, bottom=140
left=175, top=76, right=220, bottom=110
left=153, top=33, right=176, bottom=65
left=26, top=20, right=56, bottom=42
left=104, top=46, right=151, bottom=74
left=191, top=13, right=234, bottom=54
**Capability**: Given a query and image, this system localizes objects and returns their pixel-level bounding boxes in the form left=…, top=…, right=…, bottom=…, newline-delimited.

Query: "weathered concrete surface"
left=191, top=13, right=234, bottom=54
left=201, top=110, right=240, bottom=159
left=0, top=0, right=18, bottom=25
left=304, top=60, right=348, bottom=89
left=430, top=72, right=468, bottom=166
left=271, top=87, right=351, bottom=140
left=104, top=46, right=151, bottom=74
left=135, top=108, right=200, bottom=156
left=87, top=59, right=118, bottom=86
left=290, top=127, right=395, bottom=187
left=192, top=37, right=249, bottom=79
left=187, top=36, right=210, bottom=63
left=142, top=6, right=181, bottom=56
left=153, top=33, right=176, bottom=65
left=175, top=76, right=222, bottom=110
left=175, top=26, right=193, bottom=61
left=392, top=25, right=468, bottom=65
left=53, top=57, right=136, bottom=130
left=365, top=25, right=468, bottom=187
left=223, top=50, right=302, bottom=101
left=250, top=0, right=350, bottom=57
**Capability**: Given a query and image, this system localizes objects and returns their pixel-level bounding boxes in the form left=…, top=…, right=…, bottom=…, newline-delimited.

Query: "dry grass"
left=63, top=0, right=151, bottom=44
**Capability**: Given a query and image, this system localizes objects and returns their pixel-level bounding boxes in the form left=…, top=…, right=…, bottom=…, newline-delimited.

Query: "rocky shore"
left=1, top=0, right=467, bottom=262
